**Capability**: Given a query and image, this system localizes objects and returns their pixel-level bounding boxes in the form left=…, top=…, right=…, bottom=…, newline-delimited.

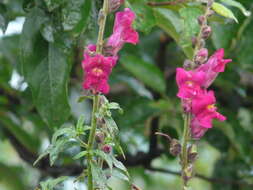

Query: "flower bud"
left=202, top=25, right=212, bottom=39
left=195, top=48, right=208, bottom=65
left=102, top=144, right=112, bottom=154
left=191, top=37, right=197, bottom=47
left=183, top=59, right=194, bottom=70
left=95, top=132, right=105, bottom=144
left=187, top=144, right=198, bottom=163
left=197, top=15, right=205, bottom=25
left=169, top=139, right=182, bottom=156
left=207, top=10, right=215, bottom=17
left=182, top=164, right=194, bottom=182
left=109, top=0, right=125, bottom=12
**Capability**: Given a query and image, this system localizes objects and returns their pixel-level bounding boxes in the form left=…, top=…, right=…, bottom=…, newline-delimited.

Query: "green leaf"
left=94, top=150, right=113, bottom=171
left=49, top=137, right=77, bottom=165
left=20, top=8, right=72, bottom=128
left=128, top=1, right=156, bottom=33
left=112, top=169, right=130, bottom=182
left=179, top=7, right=203, bottom=59
left=121, top=55, right=166, bottom=93
left=52, top=126, right=76, bottom=144
left=115, top=75, right=153, bottom=99
left=153, top=7, right=194, bottom=58
left=112, top=157, right=129, bottom=176
left=104, top=116, right=118, bottom=134
left=44, top=0, right=65, bottom=12
left=220, top=0, right=251, bottom=16
left=0, top=14, right=6, bottom=32
left=73, top=150, right=88, bottom=160
left=40, top=176, right=68, bottom=190
left=212, top=2, right=238, bottom=23
left=91, top=162, right=107, bottom=188
left=61, top=0, right=91, bottom=34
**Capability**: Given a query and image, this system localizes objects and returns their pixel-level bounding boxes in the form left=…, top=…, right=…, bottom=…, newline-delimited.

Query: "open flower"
left=196, top=48, right=232, bottom=88
left=191, top=90, right=226, bottom=139
left=82, top=53, right=114, bottom=94
left=176, top=68, right=206, bottom=99
left=107, top=8, right=139, bottom=55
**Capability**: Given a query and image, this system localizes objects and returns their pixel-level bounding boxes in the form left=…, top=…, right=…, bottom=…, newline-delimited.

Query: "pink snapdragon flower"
left=196, top=48, right=232, bottom=88
left=107, top=8, right=139, bottom=55
left=176, top=68, right=206, bottom=99
left=82, top=53, right=114, bottom=94
left=191, top=90, right=226, bottom=139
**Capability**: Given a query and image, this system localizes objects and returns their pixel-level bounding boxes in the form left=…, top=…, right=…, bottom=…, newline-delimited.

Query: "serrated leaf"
left=212, top=2, right=238, bottom=23
left=73, top=150, right=88, bottom=160
left=121, top=55, right=166, bottom=93
left=94, top=150, right=113, bottom=171
left=221, top=0, right=251, bottom=17
left=40, top=21, right=54, bottom=42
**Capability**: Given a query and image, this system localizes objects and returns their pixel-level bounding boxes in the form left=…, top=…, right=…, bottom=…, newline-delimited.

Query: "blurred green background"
left=0, top=0, right=253, bottom=189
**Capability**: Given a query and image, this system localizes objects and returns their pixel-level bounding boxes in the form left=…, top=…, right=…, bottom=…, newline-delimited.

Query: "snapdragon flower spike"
left=196, top=48, right=232, bottom=88
left=107, top=8, right=139, bottom=55
left=82, top=51, right=115, bottom=94
left=176, top=68, right=206, bottom=99
left=191, top=90, right=226, bottom=139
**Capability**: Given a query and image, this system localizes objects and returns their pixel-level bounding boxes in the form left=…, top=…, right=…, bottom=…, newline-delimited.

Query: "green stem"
left=181, top=113, right=191, bottom=189
left=86, top=1, right=109, bottom=189
left=87, top=95, right=99, bottom=190
left=96, top=0, right=109, bottom=54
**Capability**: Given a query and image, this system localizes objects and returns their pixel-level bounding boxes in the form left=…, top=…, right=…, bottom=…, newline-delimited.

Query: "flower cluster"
left=176, top=49, right=232, bottom=139
left=82, top=8, right=139, bottom=94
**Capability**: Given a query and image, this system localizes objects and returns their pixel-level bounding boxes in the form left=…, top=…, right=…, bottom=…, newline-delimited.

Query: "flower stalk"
left=87, top=0, right=109, bottom=189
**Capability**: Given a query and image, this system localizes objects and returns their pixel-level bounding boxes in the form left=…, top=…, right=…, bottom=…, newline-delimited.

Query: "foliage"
left=0, top=0, right=253, bottom=189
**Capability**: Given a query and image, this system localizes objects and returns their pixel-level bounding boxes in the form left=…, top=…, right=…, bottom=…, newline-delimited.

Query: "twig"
left=147, top=167, right=253, bottom=187
left=147, top=0, right=187, bottom=6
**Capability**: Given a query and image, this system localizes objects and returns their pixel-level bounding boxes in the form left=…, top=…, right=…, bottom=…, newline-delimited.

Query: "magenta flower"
left=190, top=90, right=226, bottom=139
left=196, top=48, right=232, bottom=88
left=176, top=68, right=206, bottom=99
left=107, top=8, right=139, bottom=55
left=82, top=53, right=114, bottom=94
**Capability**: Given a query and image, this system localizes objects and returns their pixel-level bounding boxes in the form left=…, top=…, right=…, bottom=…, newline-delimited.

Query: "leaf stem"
left=87, top=95, right=99, bottom=190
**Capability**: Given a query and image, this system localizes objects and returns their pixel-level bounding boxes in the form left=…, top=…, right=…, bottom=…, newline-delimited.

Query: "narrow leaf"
left=212, top=2, right=238, bottom=23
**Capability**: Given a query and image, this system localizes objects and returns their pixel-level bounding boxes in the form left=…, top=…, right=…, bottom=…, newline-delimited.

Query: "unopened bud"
left=170, top=139, right=182, bottom=156
left=195, top=48, right=208, bottom=65
left=197, top=15, right=205, bottom=25
left=191, top=37, right=197, bottom=47
left=182, top=164, right=194, bottom=182
left=207, top=10, right=215, bottom=17
left=95, top=132, right=105, bottom=144
left=102, top=144, right=112, bottom=154
left=207, top=0, right=214, bottom=7
left=183, top=59, right=194, bottom=70
left=187, top=144, right=198, bottom=163
left=109, top=0, right=125, bottom=12
left=202, top=25, right=212, bottom=39
left=132, top=184, right=142, bottom=190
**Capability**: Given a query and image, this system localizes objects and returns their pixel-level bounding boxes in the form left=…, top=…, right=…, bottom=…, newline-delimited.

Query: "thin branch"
left=147, top=0, right=187, bottom=6
left=147, top=167, right=253, bottom=187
